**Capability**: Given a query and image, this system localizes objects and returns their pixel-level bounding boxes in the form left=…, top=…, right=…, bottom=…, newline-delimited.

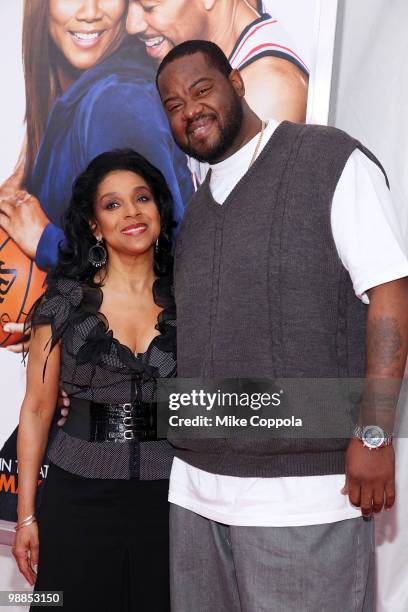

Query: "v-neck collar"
left=203, top=120, right=291, bottom=213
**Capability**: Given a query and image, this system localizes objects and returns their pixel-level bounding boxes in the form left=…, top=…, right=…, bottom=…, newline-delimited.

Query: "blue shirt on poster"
left=28, top=40, right=193, bottom=270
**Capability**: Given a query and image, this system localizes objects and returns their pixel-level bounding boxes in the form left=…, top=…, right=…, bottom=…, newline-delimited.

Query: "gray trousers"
left=170, top=504, right=375, bottom=612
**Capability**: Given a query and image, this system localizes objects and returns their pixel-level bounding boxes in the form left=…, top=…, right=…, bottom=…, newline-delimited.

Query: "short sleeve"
left=35, top=223, right=66, bottom=271
left=331, top=148, right=408, bottom=304
left=30, top=276, right=84, bottom=346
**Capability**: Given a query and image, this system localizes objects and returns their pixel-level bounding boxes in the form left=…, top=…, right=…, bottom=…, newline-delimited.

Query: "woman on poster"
left=0, top=0, right=192, bottom=283
left=13, top=150, right=176, bottom=611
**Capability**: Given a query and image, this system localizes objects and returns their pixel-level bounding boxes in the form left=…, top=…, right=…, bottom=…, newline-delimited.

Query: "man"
left=1, top=0, right=307, bottom=344
left=156, top=40, right=408, bottom=611
left=126, top=0, right=309, bottom=123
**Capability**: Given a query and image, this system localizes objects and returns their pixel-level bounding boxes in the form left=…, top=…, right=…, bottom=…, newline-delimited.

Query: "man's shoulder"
left=291, top=123, right=388, bottom=183
left=264, top=121, right=359, bottom=152
left=293, top=122, right=358, bottom=147
left=278, top=122, right=361, bottom=172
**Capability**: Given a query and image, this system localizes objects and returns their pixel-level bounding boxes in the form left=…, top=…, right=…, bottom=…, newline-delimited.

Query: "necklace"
left=248, top=120, right=266, bottom=169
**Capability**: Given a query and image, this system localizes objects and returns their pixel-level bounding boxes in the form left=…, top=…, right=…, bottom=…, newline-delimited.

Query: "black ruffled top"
left=30, top=274, right=176, bottom=480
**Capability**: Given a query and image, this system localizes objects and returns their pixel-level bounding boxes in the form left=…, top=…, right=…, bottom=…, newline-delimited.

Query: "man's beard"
left=178, top=92, right=244, bottom=163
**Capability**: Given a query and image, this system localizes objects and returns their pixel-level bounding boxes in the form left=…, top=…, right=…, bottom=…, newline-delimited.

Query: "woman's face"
left=93, top=170, right=161, bottom=258
left=49, top=0, right=126, bottom=71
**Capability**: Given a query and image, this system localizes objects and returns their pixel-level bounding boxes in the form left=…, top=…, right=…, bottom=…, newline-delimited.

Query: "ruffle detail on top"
left=151, top=275, right=177, bottom=358
left=75, top=274, right=176, bottom=367
left=28, top=276, right=87, bottom=378
left=29, top=274, right=176, bottom=387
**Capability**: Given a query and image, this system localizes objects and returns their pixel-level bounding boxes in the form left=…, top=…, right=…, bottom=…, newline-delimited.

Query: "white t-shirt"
left=169, top=120, right=408, bottom=527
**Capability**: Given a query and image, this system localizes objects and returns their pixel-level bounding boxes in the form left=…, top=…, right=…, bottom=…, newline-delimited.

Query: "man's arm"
left=240, top=57, right=308, bottom=122
left=345, top=277, right=408, bottom=517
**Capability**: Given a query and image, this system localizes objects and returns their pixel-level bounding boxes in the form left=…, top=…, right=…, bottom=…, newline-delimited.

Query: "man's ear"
left=229, top=69, right=245, bottom=98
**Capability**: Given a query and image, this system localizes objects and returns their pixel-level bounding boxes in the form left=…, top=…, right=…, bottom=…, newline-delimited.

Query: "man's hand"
left=2, top=322, right=31, bottom=354
left=343, top=437, right=395, bottom=517
left=345, top=277, right=408, bottom=518
left=57, top=389, right=70, bottom=427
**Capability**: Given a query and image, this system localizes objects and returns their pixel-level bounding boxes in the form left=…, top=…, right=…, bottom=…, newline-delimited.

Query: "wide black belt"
left=63, top=397, right=158, bottom=442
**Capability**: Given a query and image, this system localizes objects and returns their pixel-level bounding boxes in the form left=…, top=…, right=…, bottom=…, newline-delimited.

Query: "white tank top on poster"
left=188, top=13, right=309, bottom=186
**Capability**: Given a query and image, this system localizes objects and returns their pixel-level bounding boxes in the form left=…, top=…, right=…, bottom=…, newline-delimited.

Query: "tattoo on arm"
left=363, top=316, right=404, bottom=428
left=366, top=316, right=402, bottom=376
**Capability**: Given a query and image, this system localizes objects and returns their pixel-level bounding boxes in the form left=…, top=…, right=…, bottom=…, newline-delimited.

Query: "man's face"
left=127, top=0, right=206, bottom=63
left=157, top=53, right=244, bottom=164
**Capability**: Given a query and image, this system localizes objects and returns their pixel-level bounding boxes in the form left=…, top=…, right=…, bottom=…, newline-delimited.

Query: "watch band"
left=353, top=425, right=393, bottom=449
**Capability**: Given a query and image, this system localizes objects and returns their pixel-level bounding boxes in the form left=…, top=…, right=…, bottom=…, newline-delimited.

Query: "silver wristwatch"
left=353, top=425, right=393, bottom=450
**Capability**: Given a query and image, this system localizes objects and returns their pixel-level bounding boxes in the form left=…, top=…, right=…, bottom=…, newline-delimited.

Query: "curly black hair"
left=54, top=149, right=175, bottom=286
left=156, top=40, right=233, bottom=87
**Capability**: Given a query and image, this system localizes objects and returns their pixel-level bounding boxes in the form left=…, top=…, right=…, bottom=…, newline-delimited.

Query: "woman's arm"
left=13, top=324, right=60, bottom=584
left=0, top=174, right=60, bottom=352
left=0, top=138, right=62, bottom=271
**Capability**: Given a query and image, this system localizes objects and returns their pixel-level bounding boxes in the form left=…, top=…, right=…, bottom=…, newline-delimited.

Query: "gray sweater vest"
left=173, top=121, right=388, bottom=477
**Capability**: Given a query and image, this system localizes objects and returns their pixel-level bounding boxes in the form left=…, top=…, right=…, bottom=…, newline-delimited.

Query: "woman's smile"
left=121, top=223, right=148, bottom=236
left=68, top=29, right=107, bottom=49
left=49, top=0, right=126, bottom=71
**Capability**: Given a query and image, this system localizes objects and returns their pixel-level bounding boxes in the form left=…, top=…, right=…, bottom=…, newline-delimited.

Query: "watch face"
left=362, top=426, right=385, bottom=448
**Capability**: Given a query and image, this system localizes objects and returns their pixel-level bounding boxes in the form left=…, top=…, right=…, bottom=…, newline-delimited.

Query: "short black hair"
left=156, top=40, right=233, bottom=88
left=55, top=149, right=175, bottom=285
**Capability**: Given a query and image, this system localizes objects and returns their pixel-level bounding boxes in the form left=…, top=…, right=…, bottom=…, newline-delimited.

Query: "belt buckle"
left=121, top=402, right=134, bottom=414
left=122, top=403, right=136, bottom=441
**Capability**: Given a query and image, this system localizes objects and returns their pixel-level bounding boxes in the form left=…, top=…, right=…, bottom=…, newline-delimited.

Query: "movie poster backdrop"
left=0, top=0, right=338, bottom=523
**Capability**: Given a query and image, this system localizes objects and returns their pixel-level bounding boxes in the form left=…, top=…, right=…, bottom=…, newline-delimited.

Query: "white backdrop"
left=0, top=0, right=334, bottom=598
left=331, top=1, right=408, bottom=611
left=0, top=0, right=407, bottom=607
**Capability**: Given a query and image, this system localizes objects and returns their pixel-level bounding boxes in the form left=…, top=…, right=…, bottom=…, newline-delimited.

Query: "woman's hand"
left=12, top=522, right=39, bottom=586
left=0, top=162, right=50, bottom=259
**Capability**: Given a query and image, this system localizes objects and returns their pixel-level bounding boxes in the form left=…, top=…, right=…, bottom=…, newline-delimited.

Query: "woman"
left=0, top=0, right=191, bottom=525
left=12, top=150, right=176, bottom=611
left=0, top=0, right=192, bottom=287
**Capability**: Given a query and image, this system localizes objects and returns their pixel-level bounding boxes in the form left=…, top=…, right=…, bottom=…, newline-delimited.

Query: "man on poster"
left=156, top=40, right=408, bottom=610
left=126, top=0, right=309, bottom=122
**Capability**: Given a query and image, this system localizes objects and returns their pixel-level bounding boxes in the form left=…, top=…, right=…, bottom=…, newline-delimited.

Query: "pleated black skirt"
left=31, top=463, right=170, bottom=612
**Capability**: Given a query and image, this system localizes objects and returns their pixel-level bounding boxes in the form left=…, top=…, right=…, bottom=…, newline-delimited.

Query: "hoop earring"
left=88, top=238, right=107, bottom=268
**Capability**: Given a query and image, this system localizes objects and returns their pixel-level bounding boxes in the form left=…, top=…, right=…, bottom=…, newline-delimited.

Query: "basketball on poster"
left=0, top=0, right=336, bottom=522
